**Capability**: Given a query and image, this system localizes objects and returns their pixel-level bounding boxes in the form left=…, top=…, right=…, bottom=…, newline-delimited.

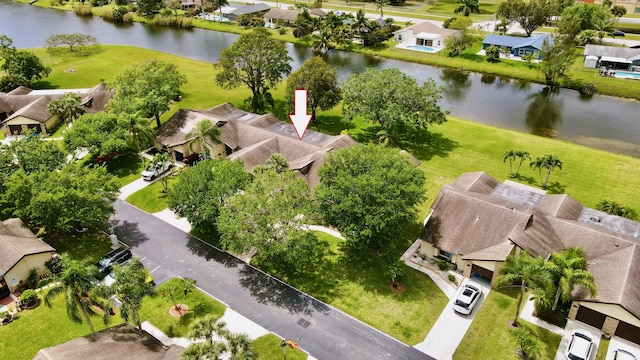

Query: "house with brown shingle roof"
left=155, top=103, right=357, bottom=188
left=0, top=218, right=55, bottom=296
left=393, top=21, right=458, bottom=52
left=0, top=84, right=112, bottom=135
left=419, top=172, right=640, bottom=343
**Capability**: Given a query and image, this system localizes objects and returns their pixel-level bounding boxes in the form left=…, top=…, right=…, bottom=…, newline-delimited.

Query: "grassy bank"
left=16, top=0, right=640, bottom=100
left=34, top=45, right=640, bottom=218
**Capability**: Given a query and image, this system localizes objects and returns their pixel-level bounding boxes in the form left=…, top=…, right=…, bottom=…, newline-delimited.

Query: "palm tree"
left=453, top=0, right=480, bottom=17
left=503, top=149, right=517, bottom=176
left=122, top=112, right=155, bottom=164
left=595, top=200, right=638, bottom=220
left=544, top=247, right=597, bottom=311
left=186, top=119, right=221, bottom=160
left=352, top=10, right=370, bottom=41
left=150, top=152, right=172, bottom=192
left=496, top=251, right=550, bottom=326
left=47, top=92, right=84, bottom=126
left=513, top=150, right=531, bottom=177
left=612, top=5, right=627, bottom=25
left=593, top=18, right=614, bottom=44
left=211, top=0, right=229, bottom=22
left=44, top=255, right=107, bottom=334
left=226, top=332, right=256, bottom=360
left=529, top=154, right=562, bottom=189
left=312, top=27, right=333, bottom=52
left=511, top=326, right=541, bottom=360
left=376, top=0, right=389, bottom=17
left=104, top=259, right=157, bottom=330
left=181, top=342, right=226, bottom=360
left=188, top=314, right=230, bottom=344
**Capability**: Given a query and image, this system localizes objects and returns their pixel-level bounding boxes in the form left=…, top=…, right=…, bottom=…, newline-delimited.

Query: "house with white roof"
left=583, top=44, right=640, bottom=70
left=393, top=21, right=458, bottom=52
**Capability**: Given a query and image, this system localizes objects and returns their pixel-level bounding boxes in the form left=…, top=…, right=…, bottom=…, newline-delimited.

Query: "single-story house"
left=419, top=172, right=640, bottom=343
left=155, top=103, right=357, bottom=188
left=481, top=34, right=552, bottom=60
left=583, top=44, right=640, bottom=70
left=0, top=218, right=55, bottom=295
left=263, top=8, right=298, bottom=27
left=0, top=84, right=112, bottom=135
left=34, top=324, right=184, bottom=360
left=393, top=21, right=458, bottom=51
left=228, top=3, right=270, bottom=22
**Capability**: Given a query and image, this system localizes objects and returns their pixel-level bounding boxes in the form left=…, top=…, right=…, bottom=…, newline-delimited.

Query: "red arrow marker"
left=289, top=89, right=313, bottom=140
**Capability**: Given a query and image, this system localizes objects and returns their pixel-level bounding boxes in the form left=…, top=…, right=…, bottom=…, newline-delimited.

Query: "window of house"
left=439, top=250, right=454, bottom=261
left=519, top=49, right=525, bottom=56
left=437, top=40, right=441, bottom=46
left=398, top=34, right=402, bottom=41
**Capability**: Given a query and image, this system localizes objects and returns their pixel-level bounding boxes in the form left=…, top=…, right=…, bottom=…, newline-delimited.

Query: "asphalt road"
left=111, top=200, right=433, bottom=360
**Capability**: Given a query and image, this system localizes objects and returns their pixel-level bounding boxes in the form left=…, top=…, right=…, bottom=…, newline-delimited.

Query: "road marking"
left=149, top=266, right=160, bottom=273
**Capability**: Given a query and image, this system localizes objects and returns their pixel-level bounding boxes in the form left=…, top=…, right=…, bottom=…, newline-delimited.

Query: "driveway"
left=111, top=200, right=432, bottom=360
left=555, top=319, right=602, bottom=360
left=413, top=279, right=490, bottom=360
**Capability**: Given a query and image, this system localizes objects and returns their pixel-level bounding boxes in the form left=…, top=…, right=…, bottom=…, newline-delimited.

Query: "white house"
left=393, top=21, right=458, bottom=52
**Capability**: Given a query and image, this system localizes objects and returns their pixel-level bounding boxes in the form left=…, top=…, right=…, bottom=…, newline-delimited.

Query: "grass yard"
left=125, top=175, right=176, bottom=213
left=0, top=295, right=123, bottom=359
left=282, top=231, right=449, bottom=345
left=102, top=152, right=147, bottom=187
left=252, top=334, right=308, bottom=360
left=44, top=231, right=113, bottom=263
left=596, top=337, right=610, bottom=360
left=139, top=278, right=226, bottom=338
left=453, top=288, right=562, bottom=360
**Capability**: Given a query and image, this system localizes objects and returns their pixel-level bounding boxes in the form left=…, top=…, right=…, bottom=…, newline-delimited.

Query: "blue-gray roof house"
left=482, top=34, right=552, bottom=60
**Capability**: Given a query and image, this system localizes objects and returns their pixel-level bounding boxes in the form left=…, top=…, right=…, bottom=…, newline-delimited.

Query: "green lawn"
left=102, top=152, right=147, bottom=187
left=125, top=175, right=176, bottom=213
left=138, top=278, right=226, bottom=338
left=596, top=337, right=610, bottom=360
left=46, top=121, right=68, bottom=138
left=282, top=231, right=449, bottom=345
left=252, top=334, right=308, bottom=360
left=0, top=295, right=122, bottom=359
left=453, top=288, right=562, bottom=360
left=43, top=231, right=113, bottom=263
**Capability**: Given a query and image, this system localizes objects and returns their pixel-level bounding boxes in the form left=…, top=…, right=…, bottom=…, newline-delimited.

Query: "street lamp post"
left=281, top=340, right=287, bottom=360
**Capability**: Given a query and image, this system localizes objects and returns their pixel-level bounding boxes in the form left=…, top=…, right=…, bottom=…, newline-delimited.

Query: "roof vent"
left=589, top=216, right=601, bottom=222
left=506, top=205, right=515, bottom=211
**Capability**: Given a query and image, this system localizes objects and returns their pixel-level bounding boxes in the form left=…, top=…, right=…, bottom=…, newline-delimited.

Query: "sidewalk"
left=401, top=239, right=458, bottom=299
left=520, top=295, right=565, bottom=336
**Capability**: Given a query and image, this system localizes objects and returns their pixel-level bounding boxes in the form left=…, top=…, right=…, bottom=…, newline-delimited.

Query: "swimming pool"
left=614, top=71, right=640, bottom=80
left=406, top=45, right=435, bottom=53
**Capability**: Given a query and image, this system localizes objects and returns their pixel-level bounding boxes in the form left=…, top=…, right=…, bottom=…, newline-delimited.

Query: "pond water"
left=1, top=0, right=640, bottom=157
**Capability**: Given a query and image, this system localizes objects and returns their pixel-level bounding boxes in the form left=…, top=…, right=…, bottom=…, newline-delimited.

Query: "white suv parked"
left=141, top=161, right=173, bottom=181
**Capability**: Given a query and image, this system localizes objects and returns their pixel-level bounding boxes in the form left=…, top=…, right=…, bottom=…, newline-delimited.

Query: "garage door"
left=575, top=305, right=606, bottom=329
left=615, top=321, right=640, bottom=344
left=8, top=125, right=22, bottom=135
left=471, top=264, right=493, bottom=281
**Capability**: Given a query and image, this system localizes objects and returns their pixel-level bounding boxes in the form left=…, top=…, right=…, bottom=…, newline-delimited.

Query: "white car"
left=614, top=349, right=637, bottom=360
left=564, top=330, right=594, bottom=360
left=141, top=160, right=173, bottom=181
left=453, top=284, right=481, bottom=315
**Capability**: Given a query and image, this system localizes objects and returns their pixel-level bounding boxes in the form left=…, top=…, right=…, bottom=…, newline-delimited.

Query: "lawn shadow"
left=184, top=236, right=240, bottom=269
left=310, top=115, right=356, bottom=136
left=399, top=130, right=459, bottom=162
left=237, top=265, right=331, bottom=317
left=545, top=181, right=565, bottom=194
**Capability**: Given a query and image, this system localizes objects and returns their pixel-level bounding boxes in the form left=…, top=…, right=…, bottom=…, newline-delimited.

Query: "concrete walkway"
left=401, top=239, right=458, bottom=299
left=520, top=295, right=565, bottom=336
left=118, top=178, right=152, bottom=200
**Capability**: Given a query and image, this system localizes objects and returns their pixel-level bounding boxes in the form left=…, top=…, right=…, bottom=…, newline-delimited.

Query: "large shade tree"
left=342, top=68, right=447, bottom=139
left=315, top=144, right=426, bottom=254
left=0, top=47, right=51, bottom=91
left=44, top=256, right=110, bottom=334
left=496, top=251, right=550, bottom=326
left=217, top=169, right=323, bottom=273
left=285, top=56, right=342, bottom=122
left=539, top=37, right=576, bottom=86
left=215, top=28, right=292, bottom=113
left=108, top=59, right=187, bottom=128
left=2, top=163, right=118, bottom=234
left=167, top=159, right=251, bottom=232
left=63, top=112, right=131, bottom=158
left=496, top=0, right=552, bottom=37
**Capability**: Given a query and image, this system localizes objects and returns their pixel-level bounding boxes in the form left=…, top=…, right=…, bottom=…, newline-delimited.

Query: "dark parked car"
left=97, top=247, right=132, bottom=277
left=612, top=30, right=625, bottom=37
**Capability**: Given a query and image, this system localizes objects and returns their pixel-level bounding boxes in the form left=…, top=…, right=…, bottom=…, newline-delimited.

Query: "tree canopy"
left=215, top=28, right=292, bottom=113
left=285, top=56, right=342, bottom=122
left=315, top=144, right=426, bottom=254
left=47, top=92, right=85, bottom=124
left=557, top=2, right=612, bottom=39
left=2, top=163, right=118, bottom=234
left=108, top=59, right=187, bottom=128
left=45, top=33, right=100, bottom=55
left=496, top=0, right=552, bottom=37
left=453, top=0, right=480, bottom=17
left=0, top=37, right=51, bottom=91
left=342, top=68, right=447, bottom=139
left=217, top=169, right=324, bottom=273
left=167, top=159, right=251, bottom=232
left=539, top=37, right=576, bottom=86
left=64, top=112, right=131, bottom=157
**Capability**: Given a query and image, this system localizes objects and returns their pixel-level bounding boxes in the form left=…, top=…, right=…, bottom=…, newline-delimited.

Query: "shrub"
left=437, top=260, right=450, bottom=271
left=73, top=4, right=93, bottom=16
left=115, top=0, right=128, bottom=5
left=151, top=15, right=194, bottom=28
left=90, top=0, right=108, bottom=6
left=248, top=16, right=265, bottom=27
left=485, top=45, right=500, bottom=62
left=26, top=268, right=38, bottom=288
left=49, top=0, right=62, bottom=6
left=20, top=289, right=38, bottom=305
left=45, top=257, right=63, bottom=274
left=160, top=8, right=173, bottom=16
left=447, top=273, right=457, bottom=284
left=580, top=83, right=597, bottom=95
left=103, top=6, right=131, bottom=23
left=123, top=12, right=134, bottom=22
left=278, top=27, right=287, bottom=35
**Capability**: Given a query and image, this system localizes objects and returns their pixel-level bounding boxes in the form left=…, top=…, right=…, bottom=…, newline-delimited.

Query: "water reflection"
left=440, top=69, right=471, bottom=102
left=480, top=74, right=496, bottom=85
left=524, top=87, right=563, bottom=137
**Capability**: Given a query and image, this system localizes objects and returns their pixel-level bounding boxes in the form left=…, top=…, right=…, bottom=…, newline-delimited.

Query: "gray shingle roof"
left=0, top=218, right=55, bottom=276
